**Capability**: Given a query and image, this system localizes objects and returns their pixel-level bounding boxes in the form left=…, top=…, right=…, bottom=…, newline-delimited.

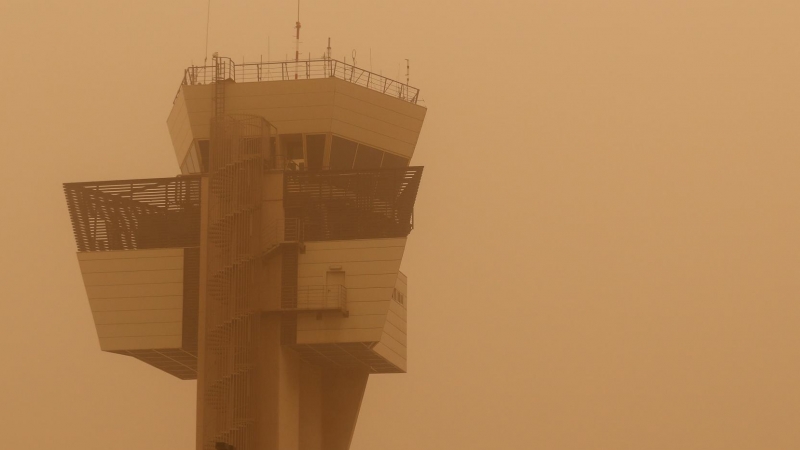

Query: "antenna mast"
left=203, top=0, right=212, bottom=65
left=295, top=0, right=301, bottom=79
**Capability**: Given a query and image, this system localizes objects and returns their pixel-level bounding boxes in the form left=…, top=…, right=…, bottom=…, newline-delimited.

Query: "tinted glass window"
left=381, top=152, right=409, bottom=168
left=180, top=158, right=191, bottom=175
left=197, top=140, right=209, bottom=172
left=305, top=134, right=325, bottom=171
left=353, top=145, right=383, bottom=169
left=282, top=134, right=304, bottom=160
left=329, top=136, right=357, bottom=170
left=182, top=144, right=200, bottom=174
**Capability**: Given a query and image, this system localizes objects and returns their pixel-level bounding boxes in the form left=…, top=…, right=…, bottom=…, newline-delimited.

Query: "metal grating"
left=284, top=167, right=423, bottom=242
left=64, top=176, right=201, bottom=252
left=112, top=348, right=198, bottom=380
left=203, top=114, right=271, bottom=450
left=292, top=342, right=403, bottom=374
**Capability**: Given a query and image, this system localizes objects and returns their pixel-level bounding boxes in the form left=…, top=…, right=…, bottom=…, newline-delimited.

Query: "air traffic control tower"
left=64, top=55, right=425, bottom=450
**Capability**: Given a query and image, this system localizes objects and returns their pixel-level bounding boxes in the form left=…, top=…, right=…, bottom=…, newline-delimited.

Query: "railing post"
left=178, top=58, right=417, bottom=103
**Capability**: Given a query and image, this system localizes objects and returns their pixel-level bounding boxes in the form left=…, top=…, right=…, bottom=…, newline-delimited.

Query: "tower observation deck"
left=64, top=54, right=426, bottom=450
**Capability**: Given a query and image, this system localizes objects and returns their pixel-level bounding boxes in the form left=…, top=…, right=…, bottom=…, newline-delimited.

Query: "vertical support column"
left=299, top=363, right=323, bottom=450
left=256, top=313, right=304, bottom=450
left=321, top=368, right=369, bottom=450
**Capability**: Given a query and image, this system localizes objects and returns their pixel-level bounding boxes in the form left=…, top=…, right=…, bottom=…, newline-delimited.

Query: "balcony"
left=289, top=284, right=348, bottom=315
left=283, top=167, right=423, bottom=242
left=64, top=175, right=202, bottom=252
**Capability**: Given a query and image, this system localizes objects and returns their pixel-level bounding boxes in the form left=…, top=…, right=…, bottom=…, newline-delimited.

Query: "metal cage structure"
left=64, top=176, right=202, bottom=252
left=283, top=167, right=423, bottom=242
left=203, top=114, right=272, bottom=450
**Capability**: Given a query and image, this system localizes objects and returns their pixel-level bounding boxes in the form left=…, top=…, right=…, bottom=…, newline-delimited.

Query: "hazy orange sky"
left=2, top=1, right=800, bottom=449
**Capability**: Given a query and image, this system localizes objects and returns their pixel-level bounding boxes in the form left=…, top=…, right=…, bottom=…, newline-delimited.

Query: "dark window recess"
left=305, top=134, right=325, bottom=171
left=284, top=167, right=424, bottom=242
left=353, top=145, right=384, bottom=169
left=282, top=134, right=304, bottom=160
left=197, top=140, right=210, bottom=173
left=381, top=152, right=409, bottom=168
left=329, top=136, right=357, bottom=170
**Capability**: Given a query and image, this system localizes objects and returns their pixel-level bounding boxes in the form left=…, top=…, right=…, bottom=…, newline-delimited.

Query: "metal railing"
left=295, top=284, right=347, bottom=312
left=181, top=57, right=420, bottom=104
left=64, top=175, right=202, bottom=252
left=283, top=167, right=423, bottom=242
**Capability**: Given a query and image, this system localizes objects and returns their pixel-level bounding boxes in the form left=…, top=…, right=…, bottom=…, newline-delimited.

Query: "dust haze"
left=1, top=1, right=799, bottom=449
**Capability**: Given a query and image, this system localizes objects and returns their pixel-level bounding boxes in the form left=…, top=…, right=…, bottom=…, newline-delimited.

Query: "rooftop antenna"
left=203, top=0, right=212, bottom=65
left=326, top=38, right=332, bottom=76
left=404, top=59, right=410, bottom=100
left=327, top=38, right=331, bottom=60
left=294, top=0, right=301, bottom=79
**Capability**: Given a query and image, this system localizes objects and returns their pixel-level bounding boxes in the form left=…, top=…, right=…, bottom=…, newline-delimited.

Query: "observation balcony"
left=63, top=175, right=202, bottom=380
left=179, top=57, right=420, bottom=104
left=284, top=167, right=423, bottom=242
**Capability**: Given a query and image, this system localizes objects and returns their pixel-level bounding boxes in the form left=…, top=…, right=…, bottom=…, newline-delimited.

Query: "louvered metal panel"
left=64, top=176, right=201, bottom=252
left=283, top=167, right=423, bottom=242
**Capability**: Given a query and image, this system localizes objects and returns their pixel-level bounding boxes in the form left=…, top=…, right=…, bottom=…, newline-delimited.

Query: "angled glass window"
left=381, top=152, right=409, bottom=168
left=305, top=134, right=326, bottom=171
left=329, top=136, right=357, bottom=170
left=197, top=140, right=210, bottom=173
left=353, top=144, right=383, bottom=169
left=181, top=143, right=201, bottom=174
left=281, top=134, right=304, bottom=160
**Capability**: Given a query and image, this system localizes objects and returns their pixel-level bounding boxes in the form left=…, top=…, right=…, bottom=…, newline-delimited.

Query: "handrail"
left=179, top=58, right=420, bottom=104
left=295, top=284, right=347, bottom=312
